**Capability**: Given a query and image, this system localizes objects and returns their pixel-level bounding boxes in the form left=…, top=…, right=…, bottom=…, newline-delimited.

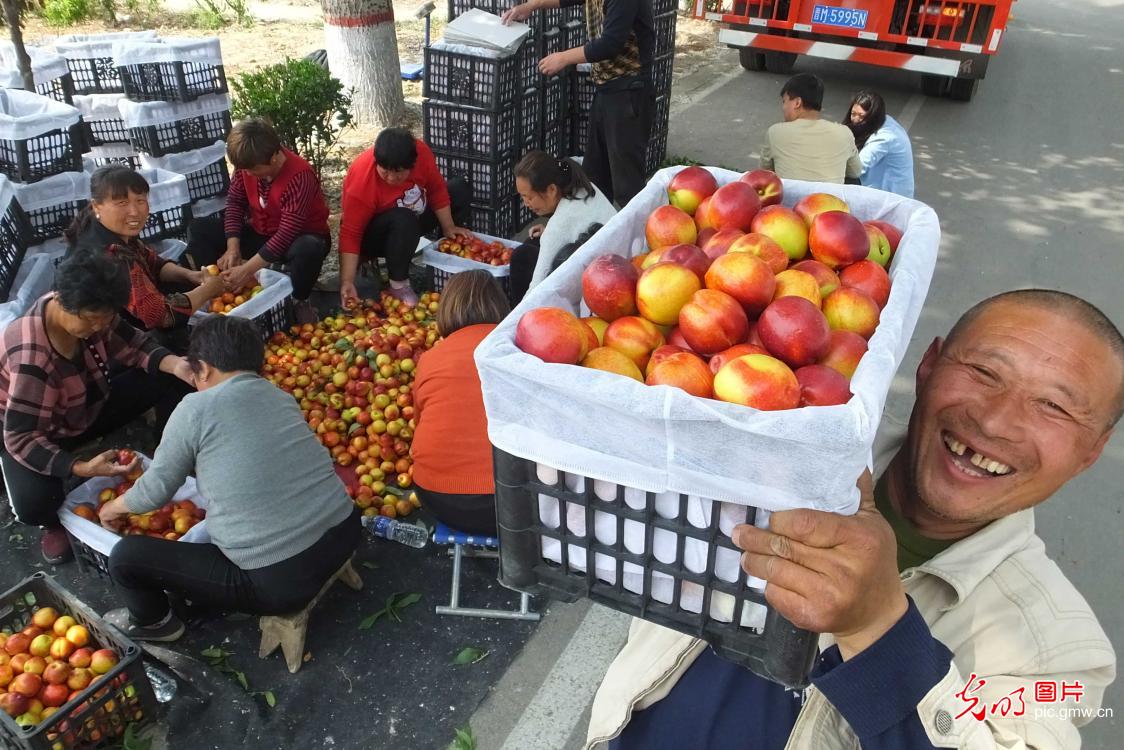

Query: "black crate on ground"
left=141, top=204, right=191, bottom=242
left=248, top=293, right=294, bottom=342
left=0, top=572, right=158, bottom=750
left=434, top=149, right=517, bottom=207
left=563, top=20, right=585, bottom=50
left=519, top=87, right=540, bottom=149
left=653, top=93, right=671, bottom=132
left=572, top=68, right=595, bottom=118
left=423, top=100, right=520, bottom=160
left=652, top=53, right=674, bottom=94
left=83, top=117, right=129, bottom=147
left=570, top=113, right=589, bottom=156
left=539, top=74, right=569, bottom=130
left=428, top=263, right=512, bottom=300
left=35, top=73, right=76, bottom=106
left=0, top=194, right=34, bottom=303
left=467, top=197, right=520, bottom=238
left=493, top=449, right=820, bottom=688
left=119, top=61, right=228, bottom=103
left=23, top=200, right=88, bottom=245
left=0, top=123, right=84, bottom=184
left=127, top=109, right=231, bottom=158
left=655, top=11, right=677, bottom=58
left=424, top=46, right=521, bottom=110
left=543, top=122, right=568, bottom=158
left=645, top=128, right=669, bottom=176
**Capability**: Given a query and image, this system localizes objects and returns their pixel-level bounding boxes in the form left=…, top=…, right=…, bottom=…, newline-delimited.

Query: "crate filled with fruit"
left=475, top=167, right=939, bottom=678
left=58, top=450, right=208, bottom=577
left=0, top=572, right=156, bottom=750
left=190, top=267, right=294, bottom=341
left=261, top=292, right=442, bottom=521
left=421, top=232, right=516, bottom=297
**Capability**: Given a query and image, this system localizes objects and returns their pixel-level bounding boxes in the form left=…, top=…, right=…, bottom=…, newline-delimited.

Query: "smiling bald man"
left=586, top=289, right=1121, bottom=750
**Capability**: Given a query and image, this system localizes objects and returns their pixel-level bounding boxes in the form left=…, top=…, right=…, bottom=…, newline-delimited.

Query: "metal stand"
left=435, top=544, right=540, bottom=621
left=400, top=2, right=435, bottom=80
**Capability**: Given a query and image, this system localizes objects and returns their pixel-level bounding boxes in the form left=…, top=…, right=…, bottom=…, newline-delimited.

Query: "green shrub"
left=230, top=58, right=354, bottom=178
left=42, top=0, right=95, bottom=25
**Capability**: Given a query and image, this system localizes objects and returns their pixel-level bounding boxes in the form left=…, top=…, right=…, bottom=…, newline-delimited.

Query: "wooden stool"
left=258, top=558, right=363, bottom=673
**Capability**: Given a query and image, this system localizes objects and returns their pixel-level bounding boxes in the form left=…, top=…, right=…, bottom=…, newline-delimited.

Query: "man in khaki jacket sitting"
left=587, top=290, right=1120, bottom=749
left=760, top=73, right=863, bottom=184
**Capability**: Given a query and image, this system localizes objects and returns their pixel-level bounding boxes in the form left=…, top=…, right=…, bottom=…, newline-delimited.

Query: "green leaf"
left=347, top=422, right=364, bottom=436
left=358, top=611, right=385, bottom=630
left=452, top=647, right=487, bottom=665
left=361, top=561, right=379, bottom=570
left=200, top=647, right=226, bottom=659
left=264, top=690, right=276, bottom=708
left=234, top=670, right=249, bottom=691
left=394, top=592, right=422, bottom=609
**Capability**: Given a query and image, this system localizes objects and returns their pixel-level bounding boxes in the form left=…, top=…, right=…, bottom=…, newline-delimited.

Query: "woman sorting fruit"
left=185, top=118, right=332, bottom=325
left=98, top=316, right=361, bottom=642
left=509, top=151, right=616, bottom=303
left=0, top=252, right=195, bottom=565
left=337, top=127, right=472, bottom=309
left=410, top=270, right=511, bottom=535
left=66, top=166, right=226, bottom=353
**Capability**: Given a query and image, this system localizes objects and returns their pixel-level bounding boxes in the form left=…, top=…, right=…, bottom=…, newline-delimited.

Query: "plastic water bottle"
left=362, top=515, right=428, bottom=548
left=144, top=662, right=178, bottom=703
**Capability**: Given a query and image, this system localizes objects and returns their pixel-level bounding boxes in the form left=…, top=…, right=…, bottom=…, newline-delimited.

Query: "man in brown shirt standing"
left=761, top=74, right=863, bottom=184
left=504, top=0, right=655, bottom=206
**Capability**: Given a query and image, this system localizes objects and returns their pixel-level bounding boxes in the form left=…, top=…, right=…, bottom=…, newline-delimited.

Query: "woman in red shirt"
left=411, top=270, right=510, bottom=534
left=337, top=128, right=472, bottom=308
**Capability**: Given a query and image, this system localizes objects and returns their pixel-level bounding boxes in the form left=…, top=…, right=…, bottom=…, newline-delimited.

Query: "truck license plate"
left=811, top=5, right=869, bottom=29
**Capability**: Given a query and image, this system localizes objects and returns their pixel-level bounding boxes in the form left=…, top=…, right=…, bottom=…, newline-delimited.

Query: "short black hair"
left=781, top=74, right=824, bottom=111
left=946, top=290, right=1124, bottom=426
left=55, top=250, right=130, bottom=313
left=187, top=316, right=265, bottom=375
left=374, top=128, right=418, bottom=171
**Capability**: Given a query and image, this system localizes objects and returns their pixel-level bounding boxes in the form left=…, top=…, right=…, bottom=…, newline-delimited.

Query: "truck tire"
left=920, top=74, right=949, bottom=98
left=764, top=52, right=797, bottom=74
left=739, top=48, right=766, bottom=72
left=948, top=77, right=979, bottom=102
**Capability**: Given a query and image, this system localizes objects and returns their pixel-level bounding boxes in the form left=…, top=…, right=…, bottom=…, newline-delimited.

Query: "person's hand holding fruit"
left=222, top=254, right=267, bottom=294
left=73, top=449, right=140, bottom=479
left=218, top=238, right=243, bottom=271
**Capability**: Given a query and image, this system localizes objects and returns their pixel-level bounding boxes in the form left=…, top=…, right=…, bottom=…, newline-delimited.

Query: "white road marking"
left=898, top=93, right=926, bottom=132
left=670, top=66, right=743, bottom=119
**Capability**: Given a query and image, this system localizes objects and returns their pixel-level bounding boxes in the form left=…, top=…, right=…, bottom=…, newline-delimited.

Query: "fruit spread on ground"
left=262, top=292, right=442, bottom=519
left=436, top=236, right=513, bottom=266
left=515, top=167, right=903, bottom=411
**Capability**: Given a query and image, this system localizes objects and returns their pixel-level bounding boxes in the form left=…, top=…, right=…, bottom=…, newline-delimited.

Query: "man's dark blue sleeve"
left=559, top=0, right=584, bottom=7
left=583, top=0, right=640, bottom=62
left=811, top=597, right=951, bottom=749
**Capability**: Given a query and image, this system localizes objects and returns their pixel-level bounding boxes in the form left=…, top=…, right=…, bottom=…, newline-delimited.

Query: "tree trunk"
left=1, top=0, right=35, bottom=92
left=320, top=0, right=404, bottom=126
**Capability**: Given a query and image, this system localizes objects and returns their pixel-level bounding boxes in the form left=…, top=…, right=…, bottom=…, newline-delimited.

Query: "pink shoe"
left=387, top=284, right=419, bottom=307
left=41, top=527, right=73, bottom=565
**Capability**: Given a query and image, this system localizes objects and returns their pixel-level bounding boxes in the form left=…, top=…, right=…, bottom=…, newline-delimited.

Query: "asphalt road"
left=474, top=0, right=1123, bottom=747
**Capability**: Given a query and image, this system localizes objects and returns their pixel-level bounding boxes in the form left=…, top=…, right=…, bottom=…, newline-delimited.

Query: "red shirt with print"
left=337, top=140, right=451, bottom=256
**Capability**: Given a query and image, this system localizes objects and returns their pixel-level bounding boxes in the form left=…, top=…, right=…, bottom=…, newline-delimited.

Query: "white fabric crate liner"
left=72, top=92, right=128, bottom=121
left=0, top=252, right=55, bottom=332
left=189, top=268, right=292, bottom=325
left=59, top=453, right=212, bottom=558
left=191, top=196, right=225, bottom=217
left=156, top=238, right=187, bottom=262
left=430, top=39, right=515, bottom=59
left=82, top=143, right=138, bottom=171
left=0, top=44, right=71, bottom=89
left=421, top=232, right=514, bottom=277
left=534, top=465, right=768, bottom=628
left=112, top=37, right=222, bottom=67
left=139, top=139, right=226, bottom=175
left=133, top=167, right=190, bottom=213
left=476, top=168, right=940, bottom=515
left=53, top=31, right=159, bottom=61
left=118, top=93, right=231, bottom=129
left=24, top=237, right=68, bottom=261
left=0, top=88, right=80, bottom=140
left=12, top=170, right=89, bottom=211
left=0, top=172, right=14, bottom=212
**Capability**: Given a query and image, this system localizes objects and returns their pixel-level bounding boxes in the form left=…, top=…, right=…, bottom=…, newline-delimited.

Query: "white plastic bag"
left=111, top=36, right=222, bottom=67
left=155, top=238, right=187, bottom=262
left=0, top=44, right=71, bottom=90
left=0, top=88, right=80, bottom=141
left=139, top=139, right=226, bottom=176
left=476, top=168, right=940, bottom=515
left=59, top=453, right=211, bottom=559
left=117, top=93, right=230, bottom=129
left=72, top=92, right=128, bottom=122
left=189, top=268, right=292, bottom=326
left=53, top=31, right=159, bottom=61
left=0, top=253, right=55, bottom=332
left=82, top=143, right=139, bottom=172
left=190, top=196, right=225, bottom=218
left=12, top=170, right=89, bottom=212
left=420, top=232, right=514, bottom=278
left=132, top=167, right=190, bottom=213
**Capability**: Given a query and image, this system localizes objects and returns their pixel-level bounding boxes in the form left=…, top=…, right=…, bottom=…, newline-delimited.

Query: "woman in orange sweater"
left=411, top=270, right=510, bottom=535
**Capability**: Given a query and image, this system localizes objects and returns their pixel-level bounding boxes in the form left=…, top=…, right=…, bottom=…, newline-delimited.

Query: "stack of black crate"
left=568, top=0, right=678, bottom=176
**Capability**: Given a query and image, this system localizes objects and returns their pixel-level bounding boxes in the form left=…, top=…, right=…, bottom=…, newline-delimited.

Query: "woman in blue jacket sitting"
left=844, top=91, right=915, bottom=198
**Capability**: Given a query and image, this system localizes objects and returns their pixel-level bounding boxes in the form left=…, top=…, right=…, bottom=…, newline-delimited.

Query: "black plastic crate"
left=518, top=29, right=541, bottom=92
left=570, top=113, right=589, bottom=156
left=653, top=0, right=677, bottom=14
left=539, top=74, right=569, bottom=130
left=428, top=264, right=512, bottom=300
left=424, top=46, right=521, bottom=110
left=127, top=109, right=231, bottom=158
left=561, top=4, right=584, bottom=25
left=518, top=86, right=540, bottom=147
left=571, top=69, right=595, bottom=118
left=645, top=127, right=669, bottom=176
left=248, top=291, right=293, bottom=343
left=434, top=149, right=517, bottom=207
left=0, top=194, right=34, bottom=303
left=653, top=93, right=671, bottom=133
left=82, top=117, right=129, bottom=148
left=493, top=449, right=819, bottom=688
left=562, top=20, right=585, bottom=50
left=467, top=197, right=519, bottom=238
left=140, top=204, right=191, bottom=243
left=543, top=122, right=568, bottom=158
left=180, top=159, right=230, bottom=203
left=23, top=199, right=88, bottom=245
left=0, top=573, right=157, bottom=750
left=119, top=61, right=228, bottom=103
left=652, top=53, right=674, bottom=94
left=35, top=73, right=75, bottom=106
left=447, top=0, right=518, bottom=20
left=64, top=56, right=125, bottom=95
left=655, top=11, right=677, bottom=58
left=0, top=123, right=84, bottom=184
left=423, top=100, right=519, bottom=160
left=542, top=27, right=565, bottom=57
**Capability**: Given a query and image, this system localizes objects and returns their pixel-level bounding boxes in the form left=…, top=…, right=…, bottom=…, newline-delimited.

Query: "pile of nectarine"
left=69, top=466, right=207, bottom=541
left=514, top=168, right=903, bottom=411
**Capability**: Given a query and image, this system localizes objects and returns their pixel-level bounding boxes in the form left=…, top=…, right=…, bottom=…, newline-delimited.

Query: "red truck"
left=693, top=0, right=1016, bottom=101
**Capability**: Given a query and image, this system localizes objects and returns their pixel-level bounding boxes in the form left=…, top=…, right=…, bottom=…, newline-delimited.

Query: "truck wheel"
left=920, top=74, right=949, bottom=98
left=948, top=77, right=979, bottom=102
left=739, top=48, right=766, bottom=72
left=764, top=52, right=797, bottom=74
